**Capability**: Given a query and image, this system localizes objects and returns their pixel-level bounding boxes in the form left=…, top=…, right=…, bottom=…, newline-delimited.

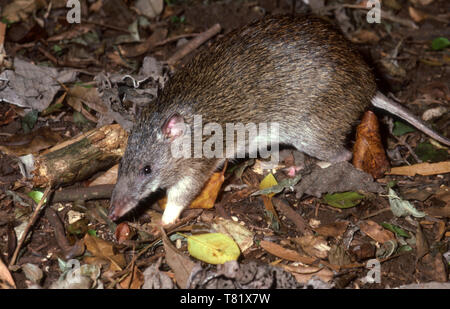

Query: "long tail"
left=371, top=92, right=450, bottom=146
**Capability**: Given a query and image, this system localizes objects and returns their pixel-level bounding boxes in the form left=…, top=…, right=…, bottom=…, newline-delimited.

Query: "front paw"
left=161, top=203, right=185, bottom=225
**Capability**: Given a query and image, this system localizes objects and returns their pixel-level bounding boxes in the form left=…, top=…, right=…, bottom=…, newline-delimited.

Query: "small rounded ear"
left=162, top=113, right=185, bottom=139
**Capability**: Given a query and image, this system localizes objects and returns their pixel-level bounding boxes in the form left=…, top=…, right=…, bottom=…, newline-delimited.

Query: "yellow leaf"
left=259, top=173, right=278, bottom=198
left=185, top=233, right=240, bottom=265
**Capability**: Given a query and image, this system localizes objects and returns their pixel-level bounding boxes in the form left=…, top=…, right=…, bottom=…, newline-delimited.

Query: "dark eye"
left=143, top=165, right=152, bottom=175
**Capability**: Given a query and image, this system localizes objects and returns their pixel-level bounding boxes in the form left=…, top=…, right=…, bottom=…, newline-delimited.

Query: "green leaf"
left=392, top=121, right=415, bottom=136
left=381, top=222, right=410, bottom=238
left=73, top=111, right=89, bottom=125
left=431, top=37, right=450, bottom=51
left=22, top=110, right=39, bottom=133
left=185, top=233, right=240, bottom=265
left=323, top=192, right=364, bottom=209
left=28, top=190, right=45, bottom=204
left=414, top=142, right=449, bottom=163
left=53, top=44, right=62, bottom=53
left=87, top=229, right=97, bottom=237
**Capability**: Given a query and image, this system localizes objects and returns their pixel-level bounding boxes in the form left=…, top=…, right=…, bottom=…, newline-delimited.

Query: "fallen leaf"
left=0, top=127, right=63, bottom=156
left=212, top=218, right=254, bottom=252
left=161, top=227, right=195, bottom=289
left=83, top=234, right=126, bottom=271
left=115, top=222, right=135, bottom=244
left=415, top=224, right=429, bottom=261
left=120, top=266, right=144, bottom=289
left=159, top=165, right=226, bottom=210
left=135, top=0, right=164, bottom=19
left=387, top=162, right=450, bottom=176
left=314, top=221, right=349, bottom=238
left=348, top=243, right=376, bottom=261
left=353, top=111, right=390, bottom=178
left=327, top=244, right=352, bottom=266
left=392, top=121, right=415, bottom=136
left=414, top=142, right=448, bottom=163
left=380, top=222, right=410, bottom=238
left=259, top=240, right=316, bottom=264
left=349, top=29, right=380, bottom=44
left=293, top=235, right=330, bottom=259
left=2, top=0, right=41, bottom=22
left=0, top=257, right=16, bottom=288
left=409, top=6, right=428, bottom=22
left=258, top=173, right=281, bottom=227
left=185, top=233, right=240, bottom=265
left=359, top=220, right=395, bottom=243
left=0, top=108, right=18, bottom=126
left=323, top=192, right=365, bottom=209
left=387, top=188, right=426, bottom=217
left=431, top=37, right=450, bottom=51
left=281, top=264, right=333, bottom=284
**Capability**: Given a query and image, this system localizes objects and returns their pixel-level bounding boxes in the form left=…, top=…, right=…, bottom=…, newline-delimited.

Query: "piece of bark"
left=32, top=124, right=128, bottom=187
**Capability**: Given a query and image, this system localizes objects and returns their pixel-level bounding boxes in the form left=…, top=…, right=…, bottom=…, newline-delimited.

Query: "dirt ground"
left=0, top=0, right=449, bottom=290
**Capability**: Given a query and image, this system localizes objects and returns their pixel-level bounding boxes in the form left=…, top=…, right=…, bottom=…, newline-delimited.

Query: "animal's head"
left=109, top=111, right=191, bottom=220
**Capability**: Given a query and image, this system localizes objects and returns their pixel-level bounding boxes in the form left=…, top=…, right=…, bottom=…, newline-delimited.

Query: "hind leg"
left=292, top=141, right=352, bottom=163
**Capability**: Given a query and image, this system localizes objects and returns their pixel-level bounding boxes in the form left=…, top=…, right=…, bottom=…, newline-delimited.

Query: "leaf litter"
left=0, top=0, right=449, bottom=291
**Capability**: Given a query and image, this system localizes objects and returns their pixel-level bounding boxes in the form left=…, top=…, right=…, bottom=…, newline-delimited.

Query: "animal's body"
left=109, top=15, right=449, bottom=225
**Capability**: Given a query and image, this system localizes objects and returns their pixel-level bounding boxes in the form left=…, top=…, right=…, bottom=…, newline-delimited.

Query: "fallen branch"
left=167, top=23, right=222, bottom=66
left=32, top=124, right=127, bottom=187
left=9, top=186, right=52, bottom=267
left=52, top=185, right=114, bottom=202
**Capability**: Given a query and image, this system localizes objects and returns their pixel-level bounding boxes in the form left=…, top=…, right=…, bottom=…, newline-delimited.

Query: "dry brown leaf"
left=0, top=127, right=63, bottom=156
left=426, top=202, right=450, bottom=218
left=359, top=220, right=395, bottom=243
left=115, top=222, right=135, bottom=244
left=159, top=164, right=226, bottom=210
left=0, top=257, right=16, bottom=288
left=415, top=224, right=429, bottom=261
left=160, top=227, right=195, bottom=288
left=293, top=235, right=330, bottom=259
left=120, top=266, right=144, bottom=289
left=313, top=221, right=349, bottom=238
left=353, top=111, right=390, bottom=179
left=349, top=29, right=380, bottom=44
left=259, top=240, right=317, bottom=264
left=0, top=108, right=18, bottom=126
left=282, top=264, right=333, bottom=284
left=387, top=162, right=450, bottom=176
left=409, top=6, right=428, bottom=22
left=83, top=234, right=126, bottom=271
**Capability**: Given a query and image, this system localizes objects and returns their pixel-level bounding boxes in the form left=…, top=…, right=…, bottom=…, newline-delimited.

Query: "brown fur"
left=109, top=15, right=377, bottom=221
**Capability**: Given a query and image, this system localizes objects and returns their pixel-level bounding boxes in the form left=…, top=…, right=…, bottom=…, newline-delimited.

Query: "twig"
left=9, top=186, right=52, bottom=267
left=52, top=185, right=114, bottom=202
left=361, top=207, right=391, bottom=220
left=154, top=33, right=199, bottom=48
left=167, top=23, right=222, bottom=66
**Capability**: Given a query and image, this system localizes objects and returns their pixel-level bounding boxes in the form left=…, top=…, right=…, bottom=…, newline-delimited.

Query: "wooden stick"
left=167, top=23, right=221, bottom=66
left=9, top=186, right=52, bottom=267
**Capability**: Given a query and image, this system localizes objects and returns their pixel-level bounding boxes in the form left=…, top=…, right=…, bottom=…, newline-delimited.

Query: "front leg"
left=161, top=176, right=202, bottom=225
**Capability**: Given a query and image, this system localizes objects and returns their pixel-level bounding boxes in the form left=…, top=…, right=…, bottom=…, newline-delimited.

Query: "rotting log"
left=32, top=124, right=128, bottom=187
